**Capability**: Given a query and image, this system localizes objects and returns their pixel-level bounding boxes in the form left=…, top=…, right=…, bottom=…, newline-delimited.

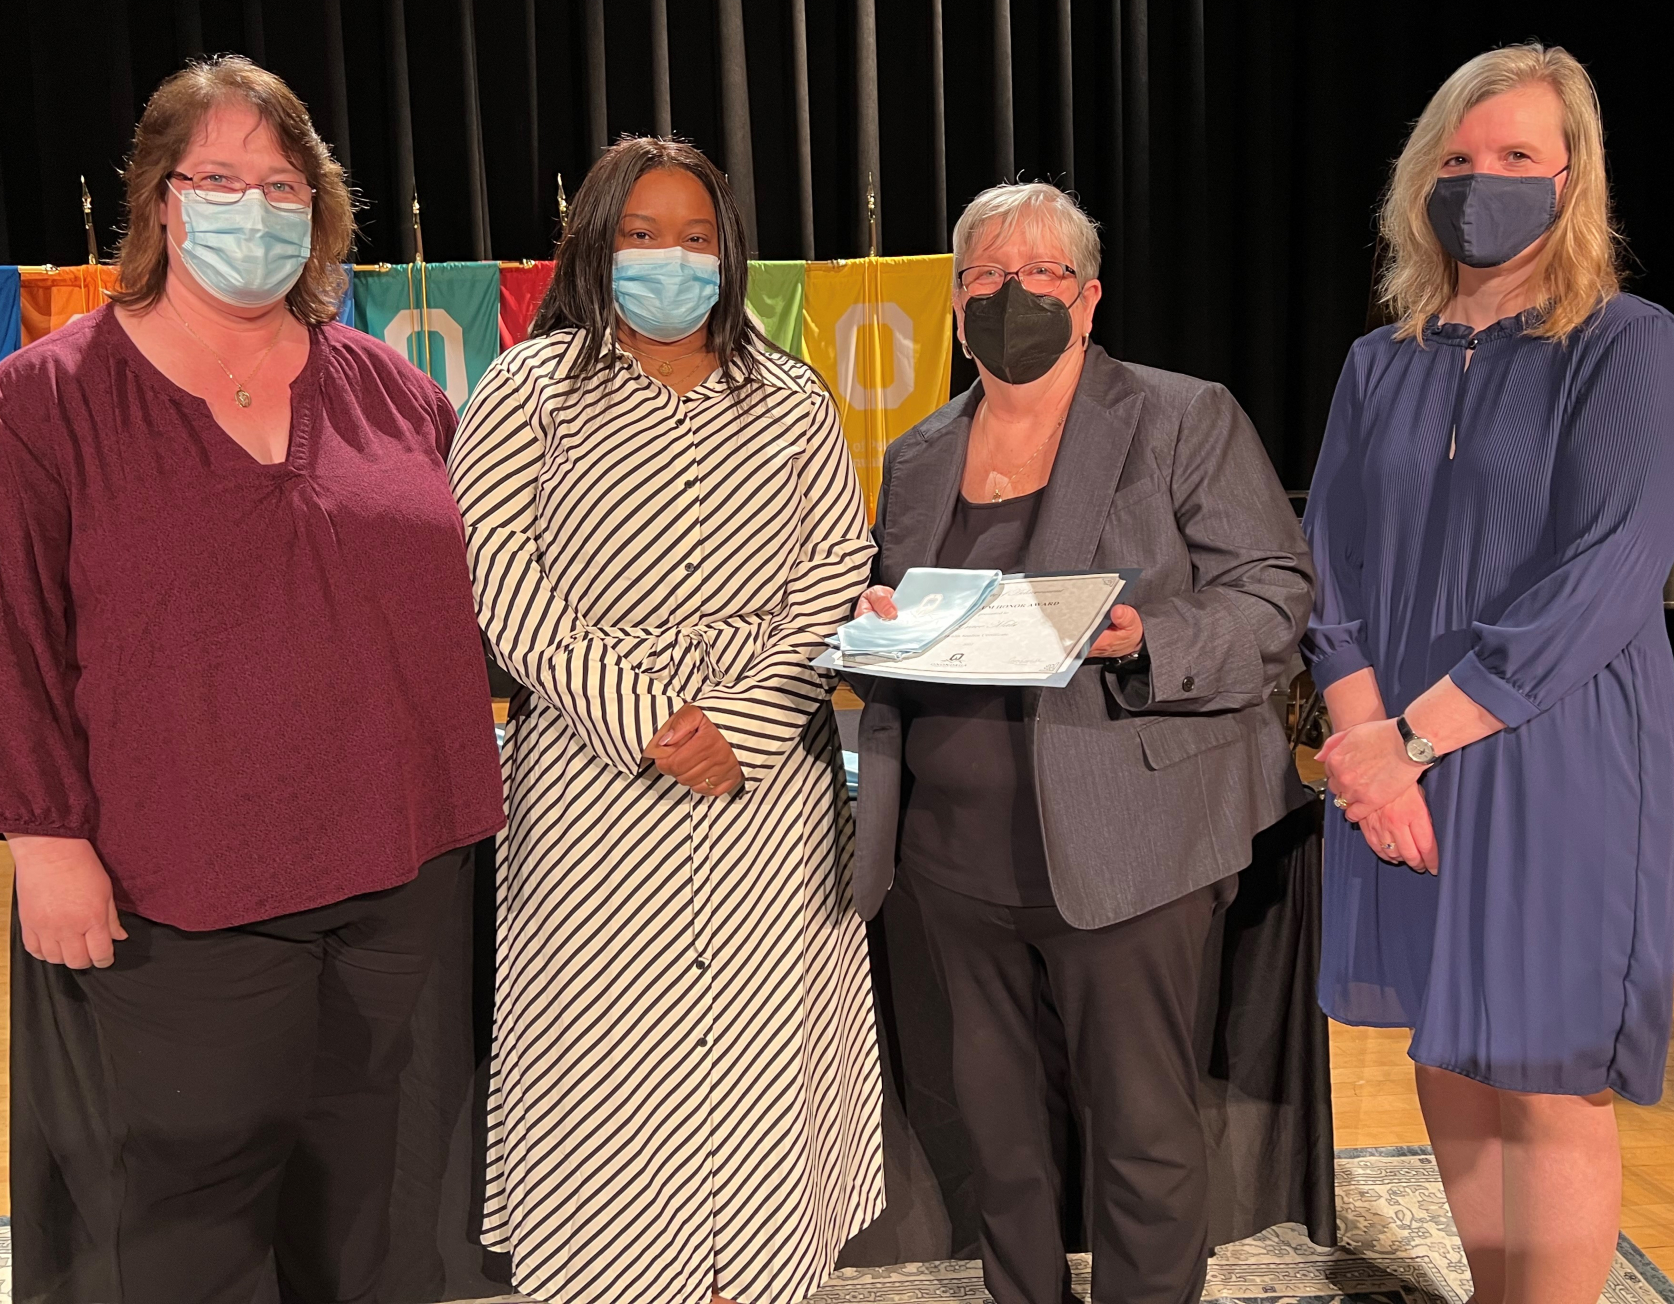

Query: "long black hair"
left=529, top=136, right=769, bottom=391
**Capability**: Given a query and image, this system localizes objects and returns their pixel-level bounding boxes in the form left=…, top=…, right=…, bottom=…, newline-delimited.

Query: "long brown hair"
left=110, top=55, right=355, bottom=326
left=530, top=136, right=768, bottom=390
left=1378, top=43, right=1621, bottom=342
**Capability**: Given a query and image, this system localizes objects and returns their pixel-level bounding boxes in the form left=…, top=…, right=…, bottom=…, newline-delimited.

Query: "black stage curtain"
left=13, top=803, right=1333, bottom=1301
left=7, top=2, right=1674, bottom=484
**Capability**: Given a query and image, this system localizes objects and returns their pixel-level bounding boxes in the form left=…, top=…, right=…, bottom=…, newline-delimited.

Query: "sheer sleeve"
left=0, top=410, right=95, bottom=838
left=1300, top=344, right=1374, bottom=690
left=1448, top=311, right=1674, bottom=727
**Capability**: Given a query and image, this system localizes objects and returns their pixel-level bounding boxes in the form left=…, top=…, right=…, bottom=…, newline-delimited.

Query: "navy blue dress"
left=1302, top=294, right=1674, bottom=1104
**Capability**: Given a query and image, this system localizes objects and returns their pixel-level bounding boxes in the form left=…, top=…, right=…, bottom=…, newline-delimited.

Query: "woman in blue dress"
left=1304, top=43, right=1674, bottom=1304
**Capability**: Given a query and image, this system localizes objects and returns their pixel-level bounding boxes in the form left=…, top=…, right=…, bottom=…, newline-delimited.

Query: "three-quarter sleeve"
left=1448, top=312, right=1674, bottom=728
left=697, top=388, right=875, bottom=791
left=1300, top=346, right=1374, bottom=691
left=449, top=357, right=683, bottom=775
left=1111, top=382, right=1315, bottom=713
left=0, top=411, right=96, bottom=838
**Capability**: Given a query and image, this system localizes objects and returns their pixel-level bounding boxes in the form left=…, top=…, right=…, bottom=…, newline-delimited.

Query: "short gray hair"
left=952, top=182, right=1102, bottom=282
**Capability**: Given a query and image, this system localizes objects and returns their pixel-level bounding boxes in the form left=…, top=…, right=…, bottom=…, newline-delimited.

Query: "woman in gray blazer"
left=850, top=182, right=1314, bottom=1304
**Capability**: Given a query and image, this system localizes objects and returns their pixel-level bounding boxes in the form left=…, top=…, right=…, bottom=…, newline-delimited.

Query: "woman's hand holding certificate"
left=819, top=566, right=1141, bottom=687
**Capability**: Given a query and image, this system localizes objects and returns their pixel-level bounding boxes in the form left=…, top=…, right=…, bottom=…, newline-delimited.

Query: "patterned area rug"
left=804, top=1148, right=1674, bottom=1304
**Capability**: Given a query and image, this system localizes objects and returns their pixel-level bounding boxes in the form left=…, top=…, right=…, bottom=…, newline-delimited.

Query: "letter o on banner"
left=835, top=301, right=916, bottom=411
left=382, top=308, right=469, bottom=409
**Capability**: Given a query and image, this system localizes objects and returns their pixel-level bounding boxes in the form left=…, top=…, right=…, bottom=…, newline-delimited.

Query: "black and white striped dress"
left=448, top=328, right=885, bottom=1304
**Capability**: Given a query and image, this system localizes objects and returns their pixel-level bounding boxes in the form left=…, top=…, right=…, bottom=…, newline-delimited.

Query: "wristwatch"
left=1395, top=715, right=1437, bottom=765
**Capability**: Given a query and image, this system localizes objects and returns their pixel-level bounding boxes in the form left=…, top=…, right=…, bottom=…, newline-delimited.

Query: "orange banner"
left=20, top=265, right=120, bottom=345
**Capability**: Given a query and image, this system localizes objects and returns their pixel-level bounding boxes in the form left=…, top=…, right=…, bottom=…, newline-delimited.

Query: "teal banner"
left=352, top=262, right=501, bottom=413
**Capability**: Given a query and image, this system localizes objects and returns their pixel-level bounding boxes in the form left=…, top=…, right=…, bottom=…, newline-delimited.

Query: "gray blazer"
left=852, top=345, right=1315, bottom=928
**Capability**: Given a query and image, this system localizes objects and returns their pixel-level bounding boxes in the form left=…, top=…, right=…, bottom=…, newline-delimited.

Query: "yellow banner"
left=20, top=265, right=119, bottom=345
left=802, top=255, right=954, bottom=517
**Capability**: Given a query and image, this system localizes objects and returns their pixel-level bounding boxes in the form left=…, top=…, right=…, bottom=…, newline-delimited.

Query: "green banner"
left=745, top=260, right=807, bottom=359
left=352, top=262, right=501, bottom=413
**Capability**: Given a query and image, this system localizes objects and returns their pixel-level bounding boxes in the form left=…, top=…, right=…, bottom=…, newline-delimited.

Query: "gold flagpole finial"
left=866, top=172, right=877, bottom=259
left=80, top=175, right=99, bottom=265
left=411, top=195, right=426, bottom=266
left=556, top=172, right=570, bottom=237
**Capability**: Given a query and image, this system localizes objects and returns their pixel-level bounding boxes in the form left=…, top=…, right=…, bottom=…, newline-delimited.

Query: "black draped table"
left=12, top=772, right=1334, bottom=1302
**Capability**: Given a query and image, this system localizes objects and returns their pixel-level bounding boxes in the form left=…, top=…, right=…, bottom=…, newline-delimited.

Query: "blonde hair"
left=111, top=56, right=355, bottom=326
left=953, top=182, right=1101, bottom=282
left=1378, top=43, right=1620, bottom=342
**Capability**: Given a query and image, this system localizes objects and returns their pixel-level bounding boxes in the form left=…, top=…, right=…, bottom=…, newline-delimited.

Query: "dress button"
left=697, top=1035, right=710, bottom=1048
left=685, top=478, right=696, bottom=488
left=685, top=561, right=698, bottom=574
left=1182, top=675, right=1196, bottom=692
left=695, top=958, right=708, bottom=972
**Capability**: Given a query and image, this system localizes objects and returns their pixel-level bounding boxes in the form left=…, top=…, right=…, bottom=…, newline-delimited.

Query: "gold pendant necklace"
left=982, top=404, right=1068, bottom=501
left=166, top=297, right=286, bottom=408
left=623, top=338, right=709, bottom=377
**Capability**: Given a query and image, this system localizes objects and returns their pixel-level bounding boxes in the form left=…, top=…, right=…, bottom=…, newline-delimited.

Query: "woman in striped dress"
left=447, top=138, right=884, bottom=1304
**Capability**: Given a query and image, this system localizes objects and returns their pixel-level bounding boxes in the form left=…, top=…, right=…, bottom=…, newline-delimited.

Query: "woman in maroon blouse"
left=0, top=57, right=504, bottom=1302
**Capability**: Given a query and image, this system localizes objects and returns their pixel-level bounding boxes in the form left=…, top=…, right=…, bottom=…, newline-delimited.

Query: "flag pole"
left=413, top=196, right=432, bottom=379
left=556, top=173, right=569, bottom=237
left=867, top=173, right=877, bottom=259
left=80, top=176, right=99, bottom=265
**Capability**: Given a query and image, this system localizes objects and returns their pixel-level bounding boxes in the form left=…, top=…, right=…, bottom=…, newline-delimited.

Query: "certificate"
left=817, top=570, right=1138, bottom=687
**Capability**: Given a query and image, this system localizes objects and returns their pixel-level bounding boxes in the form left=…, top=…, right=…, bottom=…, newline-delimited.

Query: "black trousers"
left=905, top=870, right=1228, bottom=1304
left=71, top=848, right=469, bottom=1304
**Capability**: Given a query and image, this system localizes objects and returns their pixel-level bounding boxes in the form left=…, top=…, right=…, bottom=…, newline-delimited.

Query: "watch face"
left=1406, top=737, right=1437, bottom=765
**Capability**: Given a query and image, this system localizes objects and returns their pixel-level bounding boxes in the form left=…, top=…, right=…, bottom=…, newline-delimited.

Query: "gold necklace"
left=166, top=297, right=287, bottom=408
left=981, top=404, right=1069, bottom=502
left=623, top=338, right=711, bottom=377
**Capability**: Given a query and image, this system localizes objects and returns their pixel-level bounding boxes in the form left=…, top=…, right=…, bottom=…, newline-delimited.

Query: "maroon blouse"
left=0, top=307, right=505, bottom=930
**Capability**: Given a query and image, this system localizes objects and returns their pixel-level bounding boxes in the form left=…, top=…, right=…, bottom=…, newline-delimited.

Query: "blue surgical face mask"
left=1426, top=167, right=1569, bottom=269
left=171, top=184, right=313, bottom=308
left=613, top=247, right=721, bottom=343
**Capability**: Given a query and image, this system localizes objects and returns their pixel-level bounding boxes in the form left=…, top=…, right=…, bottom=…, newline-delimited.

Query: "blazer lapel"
left=1024, top=347, right=1144, bottom=574
left=878, top=387, right=977, bottom=583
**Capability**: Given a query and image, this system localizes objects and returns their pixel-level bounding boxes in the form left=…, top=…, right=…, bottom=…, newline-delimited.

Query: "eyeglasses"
left=168, top=171, right=314, bottom=211
left=957, top=261, right=1078, bottom=296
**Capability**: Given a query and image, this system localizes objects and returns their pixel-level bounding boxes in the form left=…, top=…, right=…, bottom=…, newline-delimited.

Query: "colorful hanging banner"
left=20, top=265, right=119, bottom=346
left=499, top=261, right=554, bottom=349
left=0, top=268, right=21, bottom=363
left=745, top=260, right=806, bottom=357
left=336, top=265, right=355, bottom=327
left=353, top=261, right=501, bottom=413
left=801, top=255, right=955, bottom=516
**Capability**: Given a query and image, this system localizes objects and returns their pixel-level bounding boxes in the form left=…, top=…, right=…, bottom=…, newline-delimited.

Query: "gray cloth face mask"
left=1426, top=167, right=1568, bottom=269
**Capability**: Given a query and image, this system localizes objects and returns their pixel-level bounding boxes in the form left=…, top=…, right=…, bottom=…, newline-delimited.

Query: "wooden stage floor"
left=2, top=837, right=1670, bottom=1274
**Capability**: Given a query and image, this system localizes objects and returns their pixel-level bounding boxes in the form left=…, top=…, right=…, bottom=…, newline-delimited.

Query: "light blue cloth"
left=835, top=566, right=1001, bottom=658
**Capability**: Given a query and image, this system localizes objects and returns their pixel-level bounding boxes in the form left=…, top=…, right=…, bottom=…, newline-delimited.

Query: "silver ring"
left=1333, top=796, right=1349, bottom=810
left=1382, top=842, right=1396, bottom=851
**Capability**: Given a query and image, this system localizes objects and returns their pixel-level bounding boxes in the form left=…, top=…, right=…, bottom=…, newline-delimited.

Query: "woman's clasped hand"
left=642, top=704, right=744, bottom=796
left=1318, top=721, right=1438, bottom=874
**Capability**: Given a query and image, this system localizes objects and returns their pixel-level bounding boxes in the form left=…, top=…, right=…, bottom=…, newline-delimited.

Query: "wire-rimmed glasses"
left=168, top=171, right=314, bottom=211
left=956, top=261, right=1079, bottom=297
